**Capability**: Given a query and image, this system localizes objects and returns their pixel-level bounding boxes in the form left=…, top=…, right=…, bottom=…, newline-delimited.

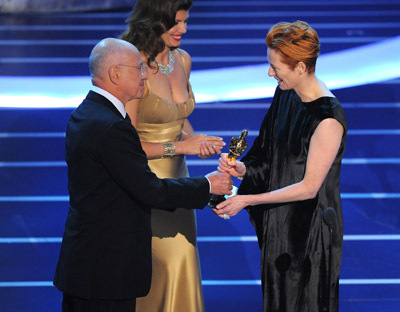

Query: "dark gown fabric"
left=238, top=87, right=347, bottom=312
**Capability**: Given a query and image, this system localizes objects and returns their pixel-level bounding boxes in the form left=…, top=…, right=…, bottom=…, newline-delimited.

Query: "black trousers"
left=62, top=293, right=136, bottom=312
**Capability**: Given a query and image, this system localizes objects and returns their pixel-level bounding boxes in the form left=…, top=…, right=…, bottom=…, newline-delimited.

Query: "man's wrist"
left=205, top=176, right=212, bottom=193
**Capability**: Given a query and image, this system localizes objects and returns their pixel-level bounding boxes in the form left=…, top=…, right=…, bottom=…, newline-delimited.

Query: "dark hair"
left=120, top=0, right=192, bottom=68
left=266, top=21, right=320, bottom=73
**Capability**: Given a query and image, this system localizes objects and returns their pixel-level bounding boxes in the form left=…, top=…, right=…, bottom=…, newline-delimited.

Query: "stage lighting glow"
left=0, top=36, right=399, bottom=107
left=0, top=95, right=86, bottom=108
left=190, top=36, right=400, bottom=102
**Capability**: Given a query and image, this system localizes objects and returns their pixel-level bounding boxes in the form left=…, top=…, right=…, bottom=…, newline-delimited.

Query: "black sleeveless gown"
left=238, top=87, right=347, bottom=312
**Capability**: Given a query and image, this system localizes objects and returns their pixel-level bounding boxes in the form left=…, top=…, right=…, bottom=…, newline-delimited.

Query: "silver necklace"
left=154, top=50, right=175, bottom=77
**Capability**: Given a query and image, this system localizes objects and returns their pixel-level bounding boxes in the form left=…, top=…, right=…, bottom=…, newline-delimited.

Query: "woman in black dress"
left=215, top=21, right=347, bottom=312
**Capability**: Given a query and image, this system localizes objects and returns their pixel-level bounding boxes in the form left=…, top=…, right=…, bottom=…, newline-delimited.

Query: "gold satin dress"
left=135, top=74, right=205, bottom=311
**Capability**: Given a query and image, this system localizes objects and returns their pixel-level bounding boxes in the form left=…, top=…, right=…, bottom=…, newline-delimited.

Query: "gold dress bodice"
left=136, top=79, right=195, bottom=179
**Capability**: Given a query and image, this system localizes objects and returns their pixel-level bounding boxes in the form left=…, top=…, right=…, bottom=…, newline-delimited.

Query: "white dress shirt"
left=91, top=85, right=127, bottom=118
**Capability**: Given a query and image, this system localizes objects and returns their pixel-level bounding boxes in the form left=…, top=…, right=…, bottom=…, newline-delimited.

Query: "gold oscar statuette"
left=208, top=130, right=248, bottom=209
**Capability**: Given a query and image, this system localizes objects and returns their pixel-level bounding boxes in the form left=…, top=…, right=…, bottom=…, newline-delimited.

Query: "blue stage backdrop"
left=0, top=0, right=135, bottom=13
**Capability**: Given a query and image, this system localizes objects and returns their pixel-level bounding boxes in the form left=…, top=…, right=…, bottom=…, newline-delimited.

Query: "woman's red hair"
left=266, top=21, right=320, bottom=73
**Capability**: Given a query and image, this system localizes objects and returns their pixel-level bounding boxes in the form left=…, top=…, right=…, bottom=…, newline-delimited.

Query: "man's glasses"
left=116, top=63, right=147, bottom=77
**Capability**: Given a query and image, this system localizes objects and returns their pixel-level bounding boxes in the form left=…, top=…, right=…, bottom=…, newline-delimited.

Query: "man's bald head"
left=89, top=38, right=139, bottom=84
left=88, top=38, right=146, bottom=105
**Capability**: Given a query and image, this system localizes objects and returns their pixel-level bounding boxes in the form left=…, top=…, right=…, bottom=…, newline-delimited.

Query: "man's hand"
left=206, top=171, right=233, bottom=195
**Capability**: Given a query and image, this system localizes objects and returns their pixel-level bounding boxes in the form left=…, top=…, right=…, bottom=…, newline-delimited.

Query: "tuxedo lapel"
left=125, top=113, right=131, bottom=123
left=86, top=91, right=125, bottom=120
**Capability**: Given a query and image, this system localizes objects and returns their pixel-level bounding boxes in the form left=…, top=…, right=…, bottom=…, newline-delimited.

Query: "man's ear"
left=108, top=65, right=120, bottom=85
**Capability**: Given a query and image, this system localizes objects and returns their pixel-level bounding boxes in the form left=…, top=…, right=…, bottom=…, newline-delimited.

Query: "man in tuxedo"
left=53, top=38, right=232, bottom=312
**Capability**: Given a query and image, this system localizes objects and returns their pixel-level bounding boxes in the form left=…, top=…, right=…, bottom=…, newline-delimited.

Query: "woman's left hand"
left=198, top=141, right=223, bottom=159
left=212, top=195, right=249, bottom=218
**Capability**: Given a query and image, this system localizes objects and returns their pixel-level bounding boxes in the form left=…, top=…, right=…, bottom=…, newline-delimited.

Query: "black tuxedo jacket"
left=53, top=91, right=209, bottom=300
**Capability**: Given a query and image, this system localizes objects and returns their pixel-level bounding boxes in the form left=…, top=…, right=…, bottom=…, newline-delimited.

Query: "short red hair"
left=266, top=21, right=320, bottom=73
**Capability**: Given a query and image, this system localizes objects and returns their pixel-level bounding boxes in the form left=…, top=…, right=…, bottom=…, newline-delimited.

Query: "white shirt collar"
left=91, top=85, right=127, bottom=118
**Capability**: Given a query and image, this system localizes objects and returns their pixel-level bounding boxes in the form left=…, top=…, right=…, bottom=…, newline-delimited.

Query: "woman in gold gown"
left=121, top=0, right=225, bottom=311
